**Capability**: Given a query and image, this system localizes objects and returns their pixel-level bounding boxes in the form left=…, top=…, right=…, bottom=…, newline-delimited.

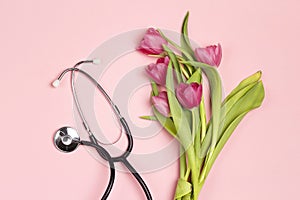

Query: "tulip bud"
left=195, top=43, right=222, bottom=67
left=176, top=82, right=203, bottom=109
left=138, top=28, right=168, bottom=55
left=146, top=57, right=169, bottom=85
left=152, top=91, right=170, bottom=117
left=156, top=56, right=169, bottom=65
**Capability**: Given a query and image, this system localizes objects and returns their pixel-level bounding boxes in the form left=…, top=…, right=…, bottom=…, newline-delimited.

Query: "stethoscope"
left=52, top=60, right=153, bottom=200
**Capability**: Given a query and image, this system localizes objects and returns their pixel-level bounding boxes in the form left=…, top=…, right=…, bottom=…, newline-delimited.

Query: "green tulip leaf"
left=166, top=59, right=192, bottom=149
left=139, top=115, right=157, bottom=121
left=151, top=80, right=159, bottom=96
left=153, top=108, right=177, bottom=139
left=163, top=45, right=184, bottom=83
left=200, top=112, right=247, bottom=183
left=224, top=71, right=262, bottom=102
left=183, top=61, right=222, bottom=152
left=191, top=107, right=200, bottom=148
left=174, top=178, right=192, bottom=199
left=222, top=81, right=264, bottom=136
left=180, top=11, right=194, bottom=57
left=158, top=29, right=194, bottom=61
left=221, top=82, right=257, bottom=117
left=201, top=80, right=265, bottom=180
left=182, top=194, right=192, bottom=200
left=186, top=68, right=203, bottom=158
left=187, top=68, right=201, bottom=84
left=200, top=71, right=264, bottom=157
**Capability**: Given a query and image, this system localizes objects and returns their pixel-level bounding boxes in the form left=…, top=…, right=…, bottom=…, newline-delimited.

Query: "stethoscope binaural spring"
left=52, top=60, right=153, bottom=200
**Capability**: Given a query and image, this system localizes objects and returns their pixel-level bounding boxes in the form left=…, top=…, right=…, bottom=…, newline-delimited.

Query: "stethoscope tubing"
left=80, top=139, right=152, bottom=200
left=80, top=139, right=116, bottom=200
left=60, top=64, right=152, bottom=200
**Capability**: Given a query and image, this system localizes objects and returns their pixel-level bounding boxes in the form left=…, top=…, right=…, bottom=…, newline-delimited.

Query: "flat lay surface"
left=0, top=0, right=299, bottom=199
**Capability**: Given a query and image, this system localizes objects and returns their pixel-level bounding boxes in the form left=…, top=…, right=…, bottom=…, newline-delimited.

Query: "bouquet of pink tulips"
left=138, top=12, right=265, bottom=200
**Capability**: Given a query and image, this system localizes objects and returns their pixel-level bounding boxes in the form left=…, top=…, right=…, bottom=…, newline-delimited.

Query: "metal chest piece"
left=54, top=127, right=80, bottom=153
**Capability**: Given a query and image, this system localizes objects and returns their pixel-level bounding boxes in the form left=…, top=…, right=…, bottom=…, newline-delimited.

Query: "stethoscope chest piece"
left=54, top=127, right=80, bottom=153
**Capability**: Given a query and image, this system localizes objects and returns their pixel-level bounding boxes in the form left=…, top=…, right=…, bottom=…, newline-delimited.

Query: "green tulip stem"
left=198, top=179, right=206, bottom=196
left=181, top=64, right=190, bottom=79
left=180, top=146, right=186, bottom=179
left=186, top=65, right=194, bottom=76
left=191, top=108, right=198, bottom=145
left=186, top=146, right=200, bottom=199
left=184, top=167, right=191, bottom=181
left=177, top=55, right=195, bottom=76
left=147, top=54, right=165, bottom=58
left=191, top=107, right=202, bottom=171
left=199, top=99, right=206, bottom=142
left=198, top=157, right=205, bottom=178
left=199, top=151, right=213, bottom=183
left=196, top=66, right=206, bottom=142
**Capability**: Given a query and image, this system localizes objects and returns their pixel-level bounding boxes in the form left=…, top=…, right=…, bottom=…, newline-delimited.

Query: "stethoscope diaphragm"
left=54, top=127, right=80, bottom=153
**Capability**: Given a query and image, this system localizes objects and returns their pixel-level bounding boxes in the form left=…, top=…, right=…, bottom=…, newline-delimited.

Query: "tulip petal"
left=146, top=62, right=168, bottom=85
left=152, top=91, right=170, bottom=117
left=215, top=44, right=222, bottom=66
left=176, top=83, right=202, bottom=109
left=195, top=44, right=222, bottom=67
left=138, top=28, right=167, bottom=55
left=195, top=48, right=215, bottom=66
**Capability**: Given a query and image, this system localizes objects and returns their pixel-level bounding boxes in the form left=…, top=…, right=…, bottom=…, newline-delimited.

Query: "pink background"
left=0, top=0, right=299, bottom=199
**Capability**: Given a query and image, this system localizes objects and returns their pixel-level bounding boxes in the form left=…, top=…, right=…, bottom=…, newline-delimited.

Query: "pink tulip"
left=176, top=82, right=203, bottom=109
left=156, top=56, right=170, bottom=65
left=138, top=28, right=168, bottom=55
left=195, top=44, right=222, bottom=67
left=146, top=57, right=169, bottom=85
left=152, top=91, right=170, bottom=117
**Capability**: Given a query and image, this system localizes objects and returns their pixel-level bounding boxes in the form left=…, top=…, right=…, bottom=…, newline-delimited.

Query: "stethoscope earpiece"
left=54, top=127, right=80, bottom=153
